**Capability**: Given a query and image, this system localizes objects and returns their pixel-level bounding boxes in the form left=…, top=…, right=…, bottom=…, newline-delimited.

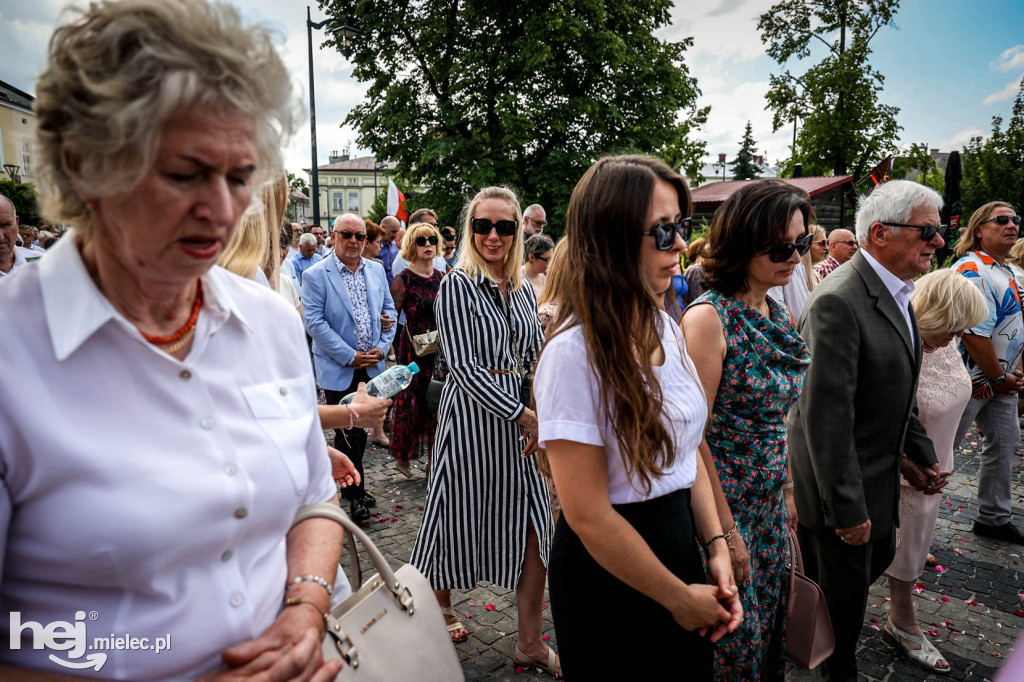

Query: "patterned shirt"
left=813, top=255, right=841, bottom=279
left=954, top=250, right=1024, bottom=398
left=337, top=257, right=374, bottom=351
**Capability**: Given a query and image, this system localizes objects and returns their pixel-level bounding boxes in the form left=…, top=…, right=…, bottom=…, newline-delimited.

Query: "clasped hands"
left=351, top=348, right=383, bottom=368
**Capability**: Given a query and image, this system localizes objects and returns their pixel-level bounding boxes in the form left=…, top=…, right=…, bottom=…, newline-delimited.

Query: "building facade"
left=0, top=80, right=37, bottom=186
left=305, top=151, right=419, bottom=225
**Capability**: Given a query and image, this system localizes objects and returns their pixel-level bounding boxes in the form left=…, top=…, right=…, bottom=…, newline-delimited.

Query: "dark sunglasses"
left=881, top=222, right=949, bottom=242
left=645, top=219, right=694, bottom=250
left=766, top=233, right=814, bottom=263
left=333, top=230, right=366, bottom=242
left=415, top=235, right=439, bottom=247
left=471, top=218, right=518, bottom=236
left=980, top=215, right=1022, bottom=227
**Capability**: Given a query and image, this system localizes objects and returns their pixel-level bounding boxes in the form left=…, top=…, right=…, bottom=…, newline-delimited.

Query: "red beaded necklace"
left=140, top=280, right=203, bottom=346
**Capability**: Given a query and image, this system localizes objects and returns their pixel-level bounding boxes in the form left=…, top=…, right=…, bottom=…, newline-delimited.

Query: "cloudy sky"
left=3, top=0, right=1023, bottom=181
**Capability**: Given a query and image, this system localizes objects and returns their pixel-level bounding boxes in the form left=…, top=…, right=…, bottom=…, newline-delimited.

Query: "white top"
left=279, top=256, right=301, bottom=295
left=0, top=246, right=41, bottom=279
left=277, top=272, right=301, bottom=312
left=534, top=311, right=707, bottom=504
left=768, top=261, right=811, bottom=321
left=861, top=248, right=916, bottom=344
left=0, top=236, right=336, bottom=680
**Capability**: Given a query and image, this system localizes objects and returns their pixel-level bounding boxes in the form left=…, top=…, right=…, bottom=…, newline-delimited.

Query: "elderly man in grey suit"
left=789, top=180, right=948, bottom=680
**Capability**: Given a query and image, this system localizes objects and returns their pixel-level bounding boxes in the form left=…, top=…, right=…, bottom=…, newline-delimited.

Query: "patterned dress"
left=389, top=268, right=443, bottom=462
left=411, top=269, right=552, bottom=590
left=692, top=290, right=810, bottom=681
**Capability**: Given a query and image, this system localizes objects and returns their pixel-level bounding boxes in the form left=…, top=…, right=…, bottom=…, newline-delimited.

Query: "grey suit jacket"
left=788, top=250, right=937, bottom=531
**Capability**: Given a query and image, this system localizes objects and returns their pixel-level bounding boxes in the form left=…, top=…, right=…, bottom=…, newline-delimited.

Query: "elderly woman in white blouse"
left=0, top=1, right=386, bottom=680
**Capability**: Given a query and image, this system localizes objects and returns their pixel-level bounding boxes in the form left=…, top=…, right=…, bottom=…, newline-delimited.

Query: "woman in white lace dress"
left=882, top=269, right=988, bottom=674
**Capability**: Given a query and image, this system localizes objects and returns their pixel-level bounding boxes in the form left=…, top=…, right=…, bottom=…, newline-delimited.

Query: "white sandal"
left=882, top=620, right=950, bottom=674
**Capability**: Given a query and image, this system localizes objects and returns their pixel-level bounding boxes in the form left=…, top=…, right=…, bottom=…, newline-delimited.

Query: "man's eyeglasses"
left=832, top=240, right=859, bottom=248
left=415, top=235, right=439, bottom=247
left=535, top=255, right=550, bottom=263
left=980, top=215, right=1022, bottom=227
left=645, top=219, right=694, bottom=251
left=765, top=233, right=814, bottom=263
left=525, top=217, right=547, bottom=228
left=333, top=230, right=366, bottom=242
left=881, top=223, right=948, bottom=242
left=423, top=221, right=439, bottom=228
left=471, top=218, right=518, bottom=236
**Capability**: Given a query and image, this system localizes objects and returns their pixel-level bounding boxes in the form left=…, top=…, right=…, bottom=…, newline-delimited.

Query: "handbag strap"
left=291, top=503, right=413, bottom=611
left=786, top=528, right=804, bottom=617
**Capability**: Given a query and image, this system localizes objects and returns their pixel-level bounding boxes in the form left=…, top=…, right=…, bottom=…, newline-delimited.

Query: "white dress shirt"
left=0, top=236, right=336, bottom=680
left=0, top=246, right=42, bottom=280
left=534, top=312, right=707, bottom=503
left=861, top=247, right=917, bottom=344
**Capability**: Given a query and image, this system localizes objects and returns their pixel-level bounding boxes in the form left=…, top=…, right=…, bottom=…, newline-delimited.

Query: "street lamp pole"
left=306, top=8, right=361, bottom=228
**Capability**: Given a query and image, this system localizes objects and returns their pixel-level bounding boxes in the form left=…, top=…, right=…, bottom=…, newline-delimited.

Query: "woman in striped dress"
left=411, top=186, right=557, bottom=676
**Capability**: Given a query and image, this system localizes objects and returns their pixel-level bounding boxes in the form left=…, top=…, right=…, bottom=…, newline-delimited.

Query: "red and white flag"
left=387, top=179, right=408, bottom=224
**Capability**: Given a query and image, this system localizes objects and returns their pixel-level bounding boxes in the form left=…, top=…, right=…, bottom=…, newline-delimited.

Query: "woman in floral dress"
left=389, top=222, right=445, bottom=476
left=682, top=180, right=813, bottom=680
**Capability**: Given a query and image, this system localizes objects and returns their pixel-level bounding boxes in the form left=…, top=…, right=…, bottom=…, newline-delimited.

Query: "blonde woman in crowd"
left=881, top=270, right=987, bottom=673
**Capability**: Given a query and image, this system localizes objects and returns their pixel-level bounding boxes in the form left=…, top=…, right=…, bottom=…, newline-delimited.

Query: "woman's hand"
left=727, top=527, right=751, bottom=585
left=516, top=408, right=539, bottom=456
left=207, top=610, right=341, bottom=681
left=670, top=582, right=737, bottom=643
left=327, top=447, right=360, bottom=489
left=347, top=383, right=390, bottom=428
left=705, top=544, right=743, bottom=642
left=783, top=488, right=798, bottom=533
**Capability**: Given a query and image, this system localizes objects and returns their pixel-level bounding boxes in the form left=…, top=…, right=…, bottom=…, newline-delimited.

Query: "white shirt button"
left=179, top=370, right=192, bottom=381
left=230, top=593, right=244, bottom=607
left=221, top=550, right=233, bottom=562
left=233, top=507, right=248, bottom=519
left=279, top=386, right=289, bottom=396
left=224, top=463, right=238, bottom=476
left=200, top=417, right=215, bottom=430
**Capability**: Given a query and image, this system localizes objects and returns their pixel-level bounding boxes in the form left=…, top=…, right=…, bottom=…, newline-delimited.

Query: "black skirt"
left=548, top=487, right=713, bottom=679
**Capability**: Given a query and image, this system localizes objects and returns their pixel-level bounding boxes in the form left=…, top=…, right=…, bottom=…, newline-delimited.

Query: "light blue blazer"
left=301, top=253, right=397, bottom=391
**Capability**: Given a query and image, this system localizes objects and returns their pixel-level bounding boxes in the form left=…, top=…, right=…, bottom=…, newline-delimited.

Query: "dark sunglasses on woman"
left=415, top=235, right=439, bottom=246
left=645, top=218, right=694, bottom=250
left=471, top=218, right=518, bottom=236
left=766, top=233, right=814, bottom=263
left=980, top=214, right=1022, bottom=227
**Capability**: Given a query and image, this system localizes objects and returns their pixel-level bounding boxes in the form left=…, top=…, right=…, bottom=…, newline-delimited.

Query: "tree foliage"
left=655, top=104, right=709, bottom=185
left=961, top=77, right=1024, bottom=217
left=759, top=0, right=902, bottom=179
left=321, top=0, right=706, bottom=231
left=286, top=171, right=309, bottom=197
left=0, top=179, right=42, bottom=226
left=731, top=121, right=760, bottom=180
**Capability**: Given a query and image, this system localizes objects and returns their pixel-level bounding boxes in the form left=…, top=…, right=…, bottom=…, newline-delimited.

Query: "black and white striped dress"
left=411, top=268, right=552, bottom=590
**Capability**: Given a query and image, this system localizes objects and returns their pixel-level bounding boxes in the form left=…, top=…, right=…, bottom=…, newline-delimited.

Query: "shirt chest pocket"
left=241, top=376, right=316, bottom=496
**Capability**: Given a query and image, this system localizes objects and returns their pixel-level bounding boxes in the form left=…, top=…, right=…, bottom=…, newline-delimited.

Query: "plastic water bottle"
left=338, top=362, right=420, bottom=404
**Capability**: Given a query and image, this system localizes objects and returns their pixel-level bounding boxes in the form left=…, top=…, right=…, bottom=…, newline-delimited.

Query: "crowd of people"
left=2, top=0, right=1024, bottom=681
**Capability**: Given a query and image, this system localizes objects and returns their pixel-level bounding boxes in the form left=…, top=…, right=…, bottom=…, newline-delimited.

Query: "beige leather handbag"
left=785, top=529, right=836, bottom=670
left=290, top=504, right=464, bottom=681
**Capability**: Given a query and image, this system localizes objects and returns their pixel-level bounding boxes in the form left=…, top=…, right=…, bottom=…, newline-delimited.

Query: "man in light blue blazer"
left=302, top=213, right=397, bottom=521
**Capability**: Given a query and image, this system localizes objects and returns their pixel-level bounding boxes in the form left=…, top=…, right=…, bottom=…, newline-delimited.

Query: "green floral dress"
left=692, top=290, right=810, bottom=681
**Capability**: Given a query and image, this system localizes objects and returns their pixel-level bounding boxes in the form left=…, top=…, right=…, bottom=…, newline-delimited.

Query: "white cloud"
left=665, top=0, right=776, bottom=63
left=694, top=79, right=793, bottom=167
left=991, top=45, right=1024, bottom=72
left=933, top=126, right=987, bottom=152
left=982, top=79, right=1021, bottom=106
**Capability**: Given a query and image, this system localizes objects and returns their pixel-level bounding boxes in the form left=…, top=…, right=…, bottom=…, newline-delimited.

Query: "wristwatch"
left=990, top=373, right=1008, bottom=385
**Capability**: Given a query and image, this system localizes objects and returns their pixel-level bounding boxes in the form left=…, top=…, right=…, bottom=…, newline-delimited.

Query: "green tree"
left=655, top=104, right=710, bottom=185
left=731, top=121, right=760, bottom=180
left=286, top=171, right=309, bottom=197
left=759, top=0, right=902, bottom=180
left=961, top=77, right=1024, bottom=217
left=322, top=0, right=706, bottom=232
left=0, top=179, right=42, bottom=225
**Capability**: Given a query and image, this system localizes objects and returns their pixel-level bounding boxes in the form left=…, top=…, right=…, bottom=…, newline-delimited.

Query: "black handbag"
left=425, top=345, right=448, bottom=413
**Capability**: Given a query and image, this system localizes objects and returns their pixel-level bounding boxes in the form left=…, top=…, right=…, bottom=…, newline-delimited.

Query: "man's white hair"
left=855, top=180, right=944, bottom=243
left=298, top=233, right=317, bottom=247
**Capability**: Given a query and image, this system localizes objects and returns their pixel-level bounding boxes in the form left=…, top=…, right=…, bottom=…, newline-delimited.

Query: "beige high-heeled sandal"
left=513, top=644, right=561, bottom=679
left=882, top=620, right=950, bottom=674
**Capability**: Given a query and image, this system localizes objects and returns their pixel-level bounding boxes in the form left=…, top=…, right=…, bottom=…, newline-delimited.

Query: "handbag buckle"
left=390, top=581, right=415, bottom=614
left=329, top=622, right=359, bottom=668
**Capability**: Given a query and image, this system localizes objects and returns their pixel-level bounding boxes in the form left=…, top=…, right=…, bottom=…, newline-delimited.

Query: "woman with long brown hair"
left=533, top=154, right=741, bottom=678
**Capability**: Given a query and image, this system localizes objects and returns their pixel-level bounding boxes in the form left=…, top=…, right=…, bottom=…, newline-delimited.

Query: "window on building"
left=348, top=177, right=358, bottom=185
left=20, top=139, right=32, bottom=177
left=347, top=191, right=359, bottom=212
left=333, top=193, right=345, bottom=211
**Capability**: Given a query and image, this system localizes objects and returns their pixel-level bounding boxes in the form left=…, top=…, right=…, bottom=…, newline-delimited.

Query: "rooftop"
left=690, top=175, right=854, bottom=205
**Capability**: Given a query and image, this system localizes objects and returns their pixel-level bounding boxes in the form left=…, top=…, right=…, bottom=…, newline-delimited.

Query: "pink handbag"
left=785, top=529, right=836, bottom=669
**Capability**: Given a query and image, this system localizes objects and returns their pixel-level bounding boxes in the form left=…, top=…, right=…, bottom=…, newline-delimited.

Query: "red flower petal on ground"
left=934, top=565, right=946, bottom=573
left=941, top=596, right=950, bottom=602
left=543, top=635, right=551, bottom=641
left=485, top=604, right=496, bottom=611
left=1014, top=610, right=1024, bottom=617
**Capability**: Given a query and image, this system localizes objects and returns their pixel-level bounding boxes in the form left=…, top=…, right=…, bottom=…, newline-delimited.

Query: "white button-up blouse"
left=0, top=235, right=335, bottom=680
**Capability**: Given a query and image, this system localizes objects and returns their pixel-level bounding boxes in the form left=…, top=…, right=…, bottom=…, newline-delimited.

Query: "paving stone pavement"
left=332, top=421, right=1023, bottom=681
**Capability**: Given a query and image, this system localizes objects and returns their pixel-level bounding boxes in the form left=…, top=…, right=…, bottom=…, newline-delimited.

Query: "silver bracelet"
left=781, top=481, right=795, bottom=491
left=287, top=574, right=334, bottom=597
